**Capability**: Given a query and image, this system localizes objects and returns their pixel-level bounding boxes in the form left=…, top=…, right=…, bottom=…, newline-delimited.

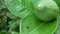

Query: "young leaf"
left=5, top=0, right=34, bottom=18
left=7, top=12, right=18, bottom=19
left=9, top=19, right=20, bottom=29
left=20, top=13, right=58, bottom=34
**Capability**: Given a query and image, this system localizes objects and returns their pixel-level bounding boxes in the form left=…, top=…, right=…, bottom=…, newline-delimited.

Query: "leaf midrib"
left=28, top=23, right=44, bottom=34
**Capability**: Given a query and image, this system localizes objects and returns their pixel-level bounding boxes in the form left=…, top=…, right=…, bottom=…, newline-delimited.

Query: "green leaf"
left=7, top=12, right=18, bottom=19
left=5, top=0, right=35, bottom=18
left=9, top=19, right=20, bottom=29
left=20, top=13, right=58, bottom=34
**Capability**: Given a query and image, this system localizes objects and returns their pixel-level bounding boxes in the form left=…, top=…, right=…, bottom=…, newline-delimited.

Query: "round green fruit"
left=35, top=0, right=59, bottom=22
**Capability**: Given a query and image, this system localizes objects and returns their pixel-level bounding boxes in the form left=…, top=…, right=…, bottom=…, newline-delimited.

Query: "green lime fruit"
left=35, top=0, right=59, bottom=22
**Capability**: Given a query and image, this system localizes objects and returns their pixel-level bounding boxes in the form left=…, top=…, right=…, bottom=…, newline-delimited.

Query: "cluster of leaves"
left=0, top=0, right=60, bottom=34
left=0, top=0, right=19, bottom=34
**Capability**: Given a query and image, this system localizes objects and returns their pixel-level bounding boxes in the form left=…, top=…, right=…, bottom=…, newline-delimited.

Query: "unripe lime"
left=35, top=0, right=59, bottom=22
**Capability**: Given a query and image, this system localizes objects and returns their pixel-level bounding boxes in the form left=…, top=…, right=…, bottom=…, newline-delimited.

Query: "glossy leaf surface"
left=21, top=13, right=58, bottom=34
